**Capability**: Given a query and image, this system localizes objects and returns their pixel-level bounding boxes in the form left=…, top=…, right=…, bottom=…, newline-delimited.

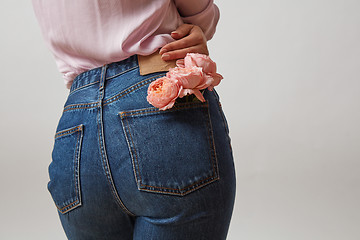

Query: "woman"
left=32, top=1, right=236, bottom=239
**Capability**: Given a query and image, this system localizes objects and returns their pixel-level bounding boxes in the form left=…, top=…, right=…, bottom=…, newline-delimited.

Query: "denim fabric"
left=48, top=55, right=236, bottom=240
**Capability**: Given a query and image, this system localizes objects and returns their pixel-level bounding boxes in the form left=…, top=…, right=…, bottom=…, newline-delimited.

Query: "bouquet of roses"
left=147, top=53, right=223, bottom=110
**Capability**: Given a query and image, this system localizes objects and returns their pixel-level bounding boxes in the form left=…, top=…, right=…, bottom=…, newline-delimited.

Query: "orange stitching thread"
left=73, top=126, right=81, bottom=206
left=140, top=178, right=219, bottom=196
left=63, top=105, right=98, bottom=113
left=64, top=101, right=98, bottom=109
left=105, top=66, right=138, bottom=81
left=60, top=203, right=81, bottom=214
left=121, top=117, right=139, bottom=185
left=103, top=74, right=165, bottom=106
left=206, top=105, right=220, bottom=178
left=70, top=65, right=138, bottom=93
left=64, top=77, right=153, bottom=111
left=57, top=199, right=80, bottom=212
left=54, top=125, right=83, bottom=213
left=124, top=117, right=142, bottom=185
left=139, top=174, right=217, bottom=192
left=64, top=74, right=165, bottom=112
left=121, top=102, right=208, bottom=118
left=97, top=108, right=135, bottom=216
left=70, top=80, right=100, bottom=95
left=121, top=103, right=219, bottom=195
left=55, top=125, right=82, bottom=139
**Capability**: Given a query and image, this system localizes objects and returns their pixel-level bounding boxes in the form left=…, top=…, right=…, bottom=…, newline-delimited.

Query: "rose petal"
left=176, top=59, right=185, bottom=68
left=147, top=77, right=181, bottom=110
left=166, top=67, right=205, bottom=89
left=184, top=53, right=217, bottom=74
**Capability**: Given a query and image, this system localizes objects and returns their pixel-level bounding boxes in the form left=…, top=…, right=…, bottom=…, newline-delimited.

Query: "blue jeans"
left=48, top=55, right=236, bottom=239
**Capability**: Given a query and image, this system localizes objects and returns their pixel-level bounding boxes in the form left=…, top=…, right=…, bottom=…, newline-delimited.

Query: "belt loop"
left=99, top=64, right=108, bottom=103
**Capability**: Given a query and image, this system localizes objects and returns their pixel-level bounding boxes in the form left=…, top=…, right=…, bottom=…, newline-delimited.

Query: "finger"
left=170, top=24, right=193, bottom=40
left=160, top=25, right=199, bottom=55
left=160, top=27, right=207, bottom=55
left=161, top=45, right=209, bottom=61
left=160, top=34, right=197, bottom=55
left=160, top=35, right=199, bottom=55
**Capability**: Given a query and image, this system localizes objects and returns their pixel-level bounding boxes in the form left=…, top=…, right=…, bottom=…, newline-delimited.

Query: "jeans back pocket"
left=119, top=102, right=219, bottom=196
left=48, top=124, right=83, bottom=214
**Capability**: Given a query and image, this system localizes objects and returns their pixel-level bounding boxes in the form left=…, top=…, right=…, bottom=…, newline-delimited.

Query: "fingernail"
left=161, top=54, right=170, bottom=60
left=159, top=48, right=167, bottom=54
left=171, top=31, right=179, bottom=37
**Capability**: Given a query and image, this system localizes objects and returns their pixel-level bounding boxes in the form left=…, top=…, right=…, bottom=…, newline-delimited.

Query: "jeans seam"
left=63, top=74, right=164, bottom=113
left=56, top=199, right=80, bottom=213
left=138, top=175, right=219, bottom=194
left=211, top=91, right=232, bottom=151
left=69, top=66, right=138, bottom=94
left=97, top=66, right=135, bottom=216
left=69, top=81, right=100, bottom=96
left=105, top=66, right=138, bottom=81
left=63, top=102, right=99, bottom=113
left=123, top=116, right=142, bottom=186
left=120, top=102, right=209, bottom=117
left=54, top=125, right=83, bottom=139
left=103, top=73, right=165, bottom=106
left=74, top=125, right=83, bottom=212
left=206, top=103, right=220, bottom=179
left=97, top=107, right=135, bottom=216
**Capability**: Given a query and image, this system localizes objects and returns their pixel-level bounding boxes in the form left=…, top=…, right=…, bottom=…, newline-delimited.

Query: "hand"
left=159, top=24, right=209, bottom=61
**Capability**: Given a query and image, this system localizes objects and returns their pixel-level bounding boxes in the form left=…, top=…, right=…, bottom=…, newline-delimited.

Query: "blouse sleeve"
left=173, top=0, right=220, bottom=40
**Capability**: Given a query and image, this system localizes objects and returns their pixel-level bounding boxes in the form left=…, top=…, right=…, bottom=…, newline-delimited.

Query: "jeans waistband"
left=70, top=55, right=139, bottom=93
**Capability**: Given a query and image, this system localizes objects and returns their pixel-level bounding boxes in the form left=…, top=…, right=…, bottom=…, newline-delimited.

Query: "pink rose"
left=166, top=67, right=209, bottom=102
left=147, top=53, right=223, bottom=110
left=146, top=77, right=182, bottom=110
left=175, top=59, right=185, bottom=68
left=205, top=72, right=223, bottom=90
left=184, top=53, right=217, bottom=74
left=178, top=53, right=223, bottom=90
left=166, top=66, right=205, bottom=89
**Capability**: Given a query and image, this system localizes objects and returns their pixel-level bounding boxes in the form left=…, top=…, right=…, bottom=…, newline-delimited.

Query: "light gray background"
left=1, top=0, right=359, bottom=239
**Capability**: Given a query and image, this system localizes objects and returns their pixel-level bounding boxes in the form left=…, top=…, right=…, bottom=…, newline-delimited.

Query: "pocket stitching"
left=122, top=116, right=142, bottom=186
left=54, top=125, right=83, bottom=139
left=120, top=101, right=209, bottom=118
left=52, top=124, right=83, bottom=214
left=120, top=102, right=219, bottom=196
left=205, top=104, right=221, bottom=180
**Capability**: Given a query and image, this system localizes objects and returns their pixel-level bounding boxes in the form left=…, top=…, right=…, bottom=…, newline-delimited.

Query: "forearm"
left=173, top=0, right=220, bottom=40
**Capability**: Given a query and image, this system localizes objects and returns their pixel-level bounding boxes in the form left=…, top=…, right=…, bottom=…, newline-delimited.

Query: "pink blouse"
left=32, top=0, right=220, bottom=88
